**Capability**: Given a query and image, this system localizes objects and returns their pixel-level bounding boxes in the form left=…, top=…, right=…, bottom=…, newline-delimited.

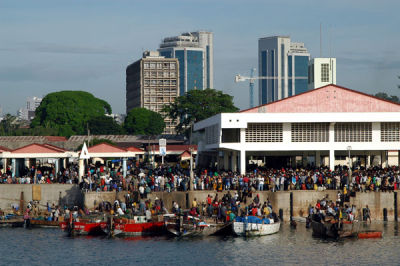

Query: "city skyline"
left=1, top=0, right=399, bottom=115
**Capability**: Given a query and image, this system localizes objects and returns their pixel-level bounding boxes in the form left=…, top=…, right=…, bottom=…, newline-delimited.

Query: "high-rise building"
left=308, top=58, right=336, bottom=89
left=158, top=31, right=213, bottom=96
left=258, top=36, right=310, bottom=105
left=18, top=96, right=42, bottom=121
left=126, top=51, right=179, bottom=134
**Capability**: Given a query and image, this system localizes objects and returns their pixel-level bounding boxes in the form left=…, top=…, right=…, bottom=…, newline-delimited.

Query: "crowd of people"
left=2, top=161, right=400, bottom=195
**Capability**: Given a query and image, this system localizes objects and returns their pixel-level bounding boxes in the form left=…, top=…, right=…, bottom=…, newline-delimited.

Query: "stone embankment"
left=85, top=190, right=400, bottom=222
left=0, top=185, right=397, bottom=221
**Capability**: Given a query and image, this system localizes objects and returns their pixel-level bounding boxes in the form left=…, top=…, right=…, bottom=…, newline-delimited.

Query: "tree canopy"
left=374, top=92, right=400, bottom=103
left=124, top=108, right=165, bottom=136
left=87, top=116, right=123, bottom=135
left=31, top=91, right=112, bottom=136
left=163, top=88, right=239, bottom=135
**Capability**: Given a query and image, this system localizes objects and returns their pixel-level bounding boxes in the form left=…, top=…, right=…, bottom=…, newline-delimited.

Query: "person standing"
left=365, top=205, right=371, bottom=223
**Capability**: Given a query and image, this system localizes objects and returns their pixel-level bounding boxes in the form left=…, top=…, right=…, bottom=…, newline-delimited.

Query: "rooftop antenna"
left=320, top=23, right=322, bottom=57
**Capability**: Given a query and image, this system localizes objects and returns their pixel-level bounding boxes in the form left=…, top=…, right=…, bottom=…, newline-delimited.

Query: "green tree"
left=31, top=91, right=112, bottom=136
left=374, top=92, right=400, bottom=103
left=0, top=114, right=18, bottom=136
left=163, top=88, right=239, bottom=135
left=124, top=108, right=165, bottom=135
left=88, top=116, right=123, bottom=135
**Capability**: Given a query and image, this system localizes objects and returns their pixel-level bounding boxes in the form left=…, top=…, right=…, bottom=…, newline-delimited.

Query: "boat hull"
left=112, top=221, right=165, bottom=236
left=233, top=221, right=280, bottom=236
left=60, top=221, right=107, bottom=236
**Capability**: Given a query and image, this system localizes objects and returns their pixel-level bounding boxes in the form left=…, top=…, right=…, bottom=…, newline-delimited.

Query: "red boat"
left=107, top=216, right=165, bottom=236
left=60, top=219, right=107, bottom=236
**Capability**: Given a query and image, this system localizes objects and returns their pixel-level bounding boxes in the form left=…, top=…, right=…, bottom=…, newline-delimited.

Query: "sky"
left=0, top=0, right=399, bottom=115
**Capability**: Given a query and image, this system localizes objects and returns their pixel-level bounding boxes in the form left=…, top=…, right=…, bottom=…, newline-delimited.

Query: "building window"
left=245, top=123, right=283, bottom=142
left=321, top=63, right=329, bottom=82
left=381, top=122, right=400, bottom=142
left=144, top=63, right=149, bottom=69
left=150, top=63, right=156, bottom=69
left=170, top=63, right=176, bottom=69
left=221, top=129, right=240, bottom=143
left=291, top=123, right=330, bottom=142
left=334, top=123, right=372, bottom=142
left=205, top=124, right=219, bottom=144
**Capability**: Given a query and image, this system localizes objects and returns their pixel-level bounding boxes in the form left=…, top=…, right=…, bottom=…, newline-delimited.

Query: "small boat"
left=233, top=216, right=280, bottom=237
left=164, top=213, right=228, bottom=237
left=358, top=231, right=382, bottom=239
left=109, top=216, right=165, bottom=237
left=311, top=215, right=359, bottom=239
left=30, top=219, right=60, bottom=228
left=60, top=219, right=107, bottom=236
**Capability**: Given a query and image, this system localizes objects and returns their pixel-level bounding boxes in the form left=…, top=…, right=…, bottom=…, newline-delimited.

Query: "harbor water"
left=1, top=222, right=400, bottom=265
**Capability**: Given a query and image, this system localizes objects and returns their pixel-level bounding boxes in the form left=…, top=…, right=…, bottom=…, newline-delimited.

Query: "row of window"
left=236, top=122, right=400, bottom=143
left=143, top=88, right=177, bottom=94
left=144, top=80, right=177, bottom=86
left=143, top=62, right=176, bottom=70
left=144, top=71, right=176, bottom=78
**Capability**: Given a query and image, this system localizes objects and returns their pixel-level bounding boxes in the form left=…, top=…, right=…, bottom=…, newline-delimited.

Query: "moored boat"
left=233, top=216, right=280, bottom=237
left=109, top=216, right=165, bottom=236
left=60, top=219, right=107, bottom=236
left=164, top=213, right=229, bottom=237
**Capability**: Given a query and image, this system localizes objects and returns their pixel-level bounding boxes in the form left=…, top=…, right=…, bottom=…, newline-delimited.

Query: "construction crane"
left=234, top=68, right=276, bottom=108
left=235, top=70, right=308, bottom=108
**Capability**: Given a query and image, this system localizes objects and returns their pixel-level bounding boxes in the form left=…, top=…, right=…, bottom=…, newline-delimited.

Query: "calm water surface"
left=1, top=222, right=399, bottom=265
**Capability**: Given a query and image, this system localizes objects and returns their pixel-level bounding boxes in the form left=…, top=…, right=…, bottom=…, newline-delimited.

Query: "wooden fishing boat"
left=164, top=213, right=229, bottom=237
left=60, top=219, right=107, bottom=236
left=233, top=216, right=280, bottom=237
left=109, top=216, right=165, bottom=236
left=311, top=216, right=359, bottom=239
left=30, top=219, right=60, bottom=227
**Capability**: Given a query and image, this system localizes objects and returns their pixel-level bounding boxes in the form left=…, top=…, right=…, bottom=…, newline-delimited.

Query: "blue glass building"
left=258, top=36, right=310, bottom=105
left=158, top=31, right=213, bottom=96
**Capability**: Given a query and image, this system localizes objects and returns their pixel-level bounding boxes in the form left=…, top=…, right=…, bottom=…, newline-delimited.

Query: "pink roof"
left=126, top=146, right=144, bottom=152
left=0, top=146, right=10, bottom=153
left=12, top=143, right=63, bottom=154
left=180, top=150, right=192, bottom=159
left=241, top=84, right=400, bottom=113
left=87, top=143, right=128, bottom=153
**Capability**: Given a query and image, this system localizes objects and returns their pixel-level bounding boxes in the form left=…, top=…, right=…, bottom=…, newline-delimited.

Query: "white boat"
left=233, top=216, right=280, bottom=236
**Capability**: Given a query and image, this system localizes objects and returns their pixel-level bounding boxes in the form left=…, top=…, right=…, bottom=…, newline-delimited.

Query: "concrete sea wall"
left=83, top=190, right=400, bottom=222
left=0, top=184, right=83, bottom=210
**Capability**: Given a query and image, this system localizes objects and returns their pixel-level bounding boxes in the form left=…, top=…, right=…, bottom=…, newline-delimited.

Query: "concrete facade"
left=194, top=85, right=400, bottom=174
left=126, top=51, right=179, bottom=134
left=0, top=184, right=83, bottom=210
left=308, top=58, right=336, bottom=90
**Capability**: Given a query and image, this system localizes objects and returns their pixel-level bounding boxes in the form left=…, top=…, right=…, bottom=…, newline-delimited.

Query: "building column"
left=316, top=150, right=321, bottom=167
left=223, top=151, right=229, bottom=171
left=123, top=158, right=127, bottom=178
left=1, top=158, right=7, bottom=174
left=11, top=158, right=16, bottom=177
left=55, top=159, right=59, bottom=176
left=366, top=153, right=371, bottom=168
left=240, top=150, right=246, bottom=175
left=78, top=159, right=84, bottom=183
left=231, top=151, right=237, bottom=172
left=329, top=150, right=335, bottom=171
left=24, top=158, right=30, bottom=168
left=63, top=158, right=67, bottom=169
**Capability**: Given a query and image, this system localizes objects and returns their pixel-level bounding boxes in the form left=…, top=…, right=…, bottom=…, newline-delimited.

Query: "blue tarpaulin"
left=235, top=216, right=270, bottom=224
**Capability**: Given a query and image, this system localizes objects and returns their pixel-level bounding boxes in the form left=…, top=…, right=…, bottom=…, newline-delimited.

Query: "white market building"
left=194, top=84, right=400, bottom=174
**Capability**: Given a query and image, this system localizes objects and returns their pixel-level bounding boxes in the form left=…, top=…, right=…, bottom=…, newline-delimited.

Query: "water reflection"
left=2, top=223, right=400, bottom=265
